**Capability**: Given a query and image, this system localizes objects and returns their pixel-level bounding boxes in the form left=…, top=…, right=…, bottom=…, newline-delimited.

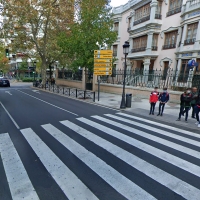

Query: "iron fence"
left=34, top=83, right=95, bottom=102
left=100, top=68, right=197, bottom=90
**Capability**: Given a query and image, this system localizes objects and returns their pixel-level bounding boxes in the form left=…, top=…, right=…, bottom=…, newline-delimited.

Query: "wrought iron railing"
left=166, top=7, right=182, bottom=17
left=162, top=44, right=176, bottom=49
left=151, top=46, right=158, bottom=51
left=99, top=68, right=196, bottom=90
left=184, top=38, right=196, bottom=45
left=155, top=13, right=162, bottom=19
left=133, top=15, right=150, bottom=26
left=131, top=47, right=146, bottom=53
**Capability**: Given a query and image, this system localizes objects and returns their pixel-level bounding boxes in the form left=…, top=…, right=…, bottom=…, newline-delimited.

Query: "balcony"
left=166, top=7, right=182, bottom=17
left=155, top=14, right=162, bottom=19
left=162, top=44, right=176, bottom=49
left=184, top=38, right=196, bottom=45
left=131, top=47, right=146, bottom=53
left=151, top=46, right=158, bottom=51
left=133, top=15, right=150, bottom=26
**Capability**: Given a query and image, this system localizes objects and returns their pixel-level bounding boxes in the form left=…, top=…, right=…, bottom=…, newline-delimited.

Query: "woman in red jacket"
left=149, top=87, right=159, bottom=115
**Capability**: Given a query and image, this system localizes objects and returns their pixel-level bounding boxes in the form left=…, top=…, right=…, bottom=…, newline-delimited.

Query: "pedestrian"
left=176, top=88, right=192, bottom=122
left=149, top=86, right=159, bottom=115
left=194, top=90, right=200, bottom=127
left=190, top=87, right=198, bottom=118
left=157, top=87, right=169, bottom=116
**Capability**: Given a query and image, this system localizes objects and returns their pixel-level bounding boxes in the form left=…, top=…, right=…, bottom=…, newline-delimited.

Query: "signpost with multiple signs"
left=93, top=50, right=113, bottom=101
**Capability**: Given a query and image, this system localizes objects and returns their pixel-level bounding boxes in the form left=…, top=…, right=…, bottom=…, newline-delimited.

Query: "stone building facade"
left=111, top=0, right=200, bottom=83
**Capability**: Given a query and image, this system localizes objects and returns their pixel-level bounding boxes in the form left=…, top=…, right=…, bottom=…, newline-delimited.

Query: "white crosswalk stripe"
left=20, top=128, right=98, bottom=200
left=0, top=133, right=39, bottom=200
left=1, top=112, right=200, bottom=200
left=60, top=120, right=200, bottom=200
left=42, top=123, right=155, bottom=200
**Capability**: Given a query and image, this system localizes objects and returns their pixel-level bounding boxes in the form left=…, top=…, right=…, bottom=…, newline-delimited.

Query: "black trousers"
left=191, top=104, right=196, bottom=118
left=179, top=106, right=190, bottom=120
left=158, top=102, right=165, bottom=114
left=150, top=103, right=156, bottom=114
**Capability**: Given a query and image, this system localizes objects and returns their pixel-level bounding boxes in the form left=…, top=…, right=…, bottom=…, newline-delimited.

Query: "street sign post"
left=94, top=49, right=113, bottom=101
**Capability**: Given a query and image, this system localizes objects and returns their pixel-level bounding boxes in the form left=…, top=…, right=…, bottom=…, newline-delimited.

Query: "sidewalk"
left=94, top=92, right=200, bottom=131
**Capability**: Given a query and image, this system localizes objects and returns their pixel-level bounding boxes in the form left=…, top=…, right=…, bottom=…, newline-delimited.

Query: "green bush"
left=21, top=77, right=34, bottom=82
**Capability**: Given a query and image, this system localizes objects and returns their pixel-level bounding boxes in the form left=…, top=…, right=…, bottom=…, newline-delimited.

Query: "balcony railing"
left=131, top=47, right=146, bottom=53
left=133, top=15, right=150, bottom=26
left=166, top=7, right=182, bottom=17
left=184, top=38, right=196, bottom=45
left=155, top=13, right=162, bottom=19
left=162, top=44, right=176, bottom=49
left=152, top=46, right=158, bottom=51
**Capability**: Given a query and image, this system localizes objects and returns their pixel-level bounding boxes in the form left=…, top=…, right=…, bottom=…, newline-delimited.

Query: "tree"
left=57, top=0, right=117, bottom=71
left=1, top=0, right=74, bottom=83
left=0, top=42, right=9, bottom=73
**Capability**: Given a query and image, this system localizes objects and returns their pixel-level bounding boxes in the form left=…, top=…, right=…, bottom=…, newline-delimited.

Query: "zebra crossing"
left=0, top=112, right=200, bottom=200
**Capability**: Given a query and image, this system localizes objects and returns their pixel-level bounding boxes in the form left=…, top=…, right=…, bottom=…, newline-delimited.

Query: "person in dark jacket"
left=176, top=88, right=192, bottom=122
left=194, top=92, right=200, bottom=127
left=190, top=87, right=198, bottom=118
left=157, top=87, right=169, bottom=116
left=149, top=86, right=159, bottom=115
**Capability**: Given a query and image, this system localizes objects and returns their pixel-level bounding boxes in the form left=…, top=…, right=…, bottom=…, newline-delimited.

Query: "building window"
left=155, top=1, right=162, bottom=19
left=163, top=30, right=178, bottom=49
left=132, top=35, right=147, bottom=52
left=113, top=45, right=118, bottom=56
left=152, top=34, right=159, bottom=51
left=134, top=3, right=150, bottom=25
left=190, top=0, right=200, bottom=6
left=178, top=60, right=190, bottom=82
left=114, top=22, right=119, bottom=33
left=184, top=23, right=198, bottom=45
left=127, top=17, right=131, bottom=31
left=166, top=0, right=182, bottom=17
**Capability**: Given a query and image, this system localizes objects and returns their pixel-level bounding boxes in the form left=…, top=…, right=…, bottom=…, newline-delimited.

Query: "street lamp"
left=33, top=61, right=36, bottom=81
left=120, top=41, right=130, bottom=109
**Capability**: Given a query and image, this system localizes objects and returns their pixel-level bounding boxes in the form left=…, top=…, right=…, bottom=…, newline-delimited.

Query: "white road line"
left=42, top=124, right=156, bottom=200
left=77, top=117, right=200, bottom=177
left=117, top=113, right=200, bottom=139
left=60, top=120, right=200, bottom=200
left=102, top=114, right=200, bottom=157
left=0, top=133, right=39, bottom=200
left=0, top=101, right=20, bottom=129
left=21, top=128, right=97, bottom=200
left=17, top=90, right=78, bottom=116
left=5, top=91, right=12, bottom=95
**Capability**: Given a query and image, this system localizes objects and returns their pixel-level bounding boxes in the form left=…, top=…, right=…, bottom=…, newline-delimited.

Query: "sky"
left=110, top=0, right=129, bottom=7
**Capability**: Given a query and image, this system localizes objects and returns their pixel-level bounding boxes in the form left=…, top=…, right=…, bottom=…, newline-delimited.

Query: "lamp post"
left=120, top=41, right=130, bottom=109
left=33, top=61, right=36, bottom=81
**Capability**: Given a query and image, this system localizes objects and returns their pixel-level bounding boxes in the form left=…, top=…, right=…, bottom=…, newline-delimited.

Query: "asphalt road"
left=0, top=84, right=200, bottom=200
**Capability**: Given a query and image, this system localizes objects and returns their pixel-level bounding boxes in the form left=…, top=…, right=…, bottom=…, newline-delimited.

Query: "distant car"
left=0, top=77, right=10, bottom=87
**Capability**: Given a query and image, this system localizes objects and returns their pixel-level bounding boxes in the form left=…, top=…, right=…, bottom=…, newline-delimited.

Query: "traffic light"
left=5, top=49, right=9, bottom=57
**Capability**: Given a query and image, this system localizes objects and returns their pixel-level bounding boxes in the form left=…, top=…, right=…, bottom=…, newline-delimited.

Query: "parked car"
left=0, top=77, right=10, bottom=87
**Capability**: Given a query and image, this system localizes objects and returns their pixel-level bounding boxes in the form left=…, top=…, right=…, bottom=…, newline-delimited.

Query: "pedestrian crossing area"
left=0, top=112, right=200, bottom=200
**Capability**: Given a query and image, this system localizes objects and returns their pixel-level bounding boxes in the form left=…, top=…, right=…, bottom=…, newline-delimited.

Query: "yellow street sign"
left=94, top=71, right=112, bottom=75
left=94, top=50, right=113, bottom=55
left=94, top=59, right=112, bottom=63
left=94, top=54, right=113, bottom=59
left=94, top=63, right=112, bottom=67
left=94, top=67, right=112, bottom=71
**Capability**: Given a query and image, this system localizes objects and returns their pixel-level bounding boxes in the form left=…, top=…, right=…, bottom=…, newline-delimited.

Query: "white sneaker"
left=195, top=122, right=199, bottom=125
left=198, top=124, right=200, bottom=128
